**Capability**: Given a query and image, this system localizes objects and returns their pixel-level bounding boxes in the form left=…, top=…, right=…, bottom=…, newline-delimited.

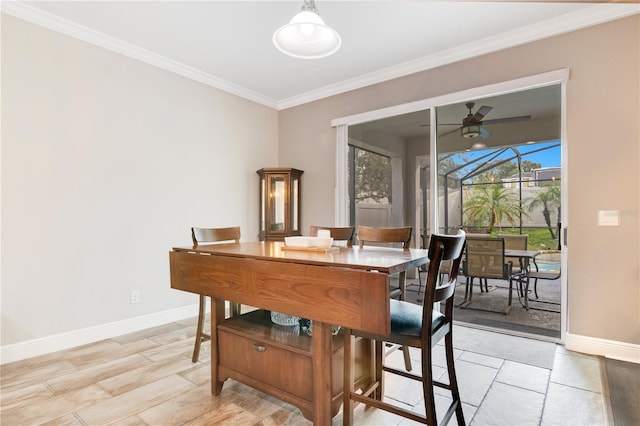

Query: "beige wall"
left=1, top=15, right=278, bottom=346
left=279, top=16, right=640, bottom=347
left=1, top=11, right=638, bottom=360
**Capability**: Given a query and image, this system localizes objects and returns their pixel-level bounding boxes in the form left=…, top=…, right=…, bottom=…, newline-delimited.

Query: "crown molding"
left=1, top=1, right=280, bottom=109
left=276, top=3, right=639, bottom=110
left=2, top=1, right=638, bottom=111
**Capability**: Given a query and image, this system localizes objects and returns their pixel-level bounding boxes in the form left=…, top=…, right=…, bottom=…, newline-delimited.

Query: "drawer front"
left=218, top=329, right=313, bottom=400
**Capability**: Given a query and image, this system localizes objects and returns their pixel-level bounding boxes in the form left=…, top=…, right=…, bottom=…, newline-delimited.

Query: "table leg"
left=210, top=297, right=225, bottom=395
left=312, top=320, right=332, bottom=425
left=506, top=279, right=513, bottom=314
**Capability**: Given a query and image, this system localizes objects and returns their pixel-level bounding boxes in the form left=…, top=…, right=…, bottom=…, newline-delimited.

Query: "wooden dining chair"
left=342, top=231, right=467, bottom=426
left=309, top=225, right=355, bottom=247
left=356, top=225, right=413, bottom=370
left=190, top=226, right=241, bottom=363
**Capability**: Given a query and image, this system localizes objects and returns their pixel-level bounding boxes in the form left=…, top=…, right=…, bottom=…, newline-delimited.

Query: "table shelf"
left=217, top=309, right=372, bottom=421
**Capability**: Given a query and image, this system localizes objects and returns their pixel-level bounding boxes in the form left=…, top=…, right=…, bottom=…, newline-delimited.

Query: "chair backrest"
left=422, top=230, right=467, bottom=313
left=191, top=226, right=241, bottom=245
left=309, top=225, right=355, bottom=247
left=497, top=234, right=528, bottom=250
left=464, top=237, right=509, bottom=279
left=465, top=233, right=490, bottom=239
left=498, top=233, right=528, bottom=267
left=357, top=226, right=412, bottom=250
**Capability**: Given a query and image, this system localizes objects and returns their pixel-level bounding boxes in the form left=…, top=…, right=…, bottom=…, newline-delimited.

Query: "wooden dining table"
left=169, top=240, right=429, bottom=425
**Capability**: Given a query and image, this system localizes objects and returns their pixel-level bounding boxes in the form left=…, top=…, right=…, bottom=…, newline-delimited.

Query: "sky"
left=442, top=140, right=561, bottom=180
left=514, top=141, right=561, bottom=168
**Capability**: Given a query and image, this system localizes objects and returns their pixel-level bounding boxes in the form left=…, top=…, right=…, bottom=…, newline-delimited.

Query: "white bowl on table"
left=284, top=236, right=333, bottom=248
left=314, top=237, right=333, bottom=248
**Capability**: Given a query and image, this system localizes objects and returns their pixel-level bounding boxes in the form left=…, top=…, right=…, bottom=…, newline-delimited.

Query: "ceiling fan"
left=439, top=102, right=531, bottom=139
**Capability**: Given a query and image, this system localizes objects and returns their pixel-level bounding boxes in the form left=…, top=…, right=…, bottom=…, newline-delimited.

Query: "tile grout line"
left=598, top=356, right=615, bottom=426
left=538, top=346, right=556, bottom=426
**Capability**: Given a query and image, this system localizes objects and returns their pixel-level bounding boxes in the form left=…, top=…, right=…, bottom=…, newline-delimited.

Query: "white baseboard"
left=566, top=333, right=640, bottom=364
left=0, top=304, right=200, bottom=365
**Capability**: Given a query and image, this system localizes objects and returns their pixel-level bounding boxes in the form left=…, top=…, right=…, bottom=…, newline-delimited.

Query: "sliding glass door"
left=333, top=70, right=568, bottom=341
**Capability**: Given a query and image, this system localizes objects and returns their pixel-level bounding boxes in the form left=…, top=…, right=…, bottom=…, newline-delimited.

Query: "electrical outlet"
left=130, top=290, right=140, bottom=304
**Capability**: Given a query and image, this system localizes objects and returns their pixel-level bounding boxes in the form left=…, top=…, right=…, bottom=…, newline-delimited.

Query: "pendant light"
left=273, top=0, right=341, bottom=59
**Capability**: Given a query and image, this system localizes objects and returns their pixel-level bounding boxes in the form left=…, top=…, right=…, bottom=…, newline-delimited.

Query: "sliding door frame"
left=332, top=68, right=569, bottom=341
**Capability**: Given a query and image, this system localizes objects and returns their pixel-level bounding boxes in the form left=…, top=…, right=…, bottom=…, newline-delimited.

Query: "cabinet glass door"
left=269, top=175, right=286, bottom=232
left=292, top=176, right=299, bottom=232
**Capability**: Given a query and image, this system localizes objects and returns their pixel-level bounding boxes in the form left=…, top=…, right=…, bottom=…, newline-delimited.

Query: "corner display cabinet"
left=257, top=167, right=303, bottom=241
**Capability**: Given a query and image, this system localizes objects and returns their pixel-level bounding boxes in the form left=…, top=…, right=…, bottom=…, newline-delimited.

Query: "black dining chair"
left=190, top=226, right=241, bottom=363
left=342, top=230, right=467, bottom=426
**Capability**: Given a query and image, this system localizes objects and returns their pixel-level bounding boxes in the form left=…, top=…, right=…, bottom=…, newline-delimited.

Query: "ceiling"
left=4, top=1, right=638, bottom=110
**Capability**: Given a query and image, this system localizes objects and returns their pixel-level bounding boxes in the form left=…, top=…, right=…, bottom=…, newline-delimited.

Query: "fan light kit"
left=462, top=123, right=481, bottom=138
left=273, top=0, right=341, bottom=59
left=461, top=102, right=492, bottom=138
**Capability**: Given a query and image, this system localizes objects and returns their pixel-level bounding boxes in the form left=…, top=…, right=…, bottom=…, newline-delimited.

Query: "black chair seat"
left=390, top=299, right=446, bottom=337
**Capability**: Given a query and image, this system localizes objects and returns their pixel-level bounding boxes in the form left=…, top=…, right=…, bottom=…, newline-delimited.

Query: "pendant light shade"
left=273, top=0, right=341, bottom=59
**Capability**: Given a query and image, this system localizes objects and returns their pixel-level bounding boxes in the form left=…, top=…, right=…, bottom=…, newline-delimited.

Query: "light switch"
left=598, top=210, right=620, bottom=226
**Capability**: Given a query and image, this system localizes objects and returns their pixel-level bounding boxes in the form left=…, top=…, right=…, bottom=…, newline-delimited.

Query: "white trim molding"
left=0, top=304, right=200, bottom=365
left=566, top=333, right=640, bottom=364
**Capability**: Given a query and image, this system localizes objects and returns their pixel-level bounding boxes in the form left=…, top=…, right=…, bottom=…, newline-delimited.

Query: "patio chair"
left=461, top=233, right=491, bottom=292
left=498, top=234, right=529, bottom=273
left=461, top=236, right=519, bottom=314
left=528, top=250, right=561, bottom=310
left=498, top=233, right=529, bottom=299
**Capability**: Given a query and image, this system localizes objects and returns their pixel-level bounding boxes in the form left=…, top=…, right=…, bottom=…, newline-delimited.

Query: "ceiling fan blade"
left=420, top=123, right=460, bottom=127
left=438, top=126, right=462, bottom=137
left=482, top=115, right=531, bottom=126
left=480, top=127, right=491, bottom=139
left=472, top=105, right=493, bottom=122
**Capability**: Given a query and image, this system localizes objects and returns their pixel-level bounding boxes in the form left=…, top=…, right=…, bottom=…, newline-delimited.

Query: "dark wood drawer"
left=218, top=327, right=313, bottom=399
left=216, top=309, right=372, bottom=420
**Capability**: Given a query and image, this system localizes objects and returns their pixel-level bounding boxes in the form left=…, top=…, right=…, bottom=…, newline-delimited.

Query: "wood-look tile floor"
left=1, top=315, right=612, bottom=425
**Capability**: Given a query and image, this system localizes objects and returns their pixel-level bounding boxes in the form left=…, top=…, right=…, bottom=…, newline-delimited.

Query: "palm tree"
left=464, top=185, right=530, bottom=234
left=526, top=185, right=561, bottom=238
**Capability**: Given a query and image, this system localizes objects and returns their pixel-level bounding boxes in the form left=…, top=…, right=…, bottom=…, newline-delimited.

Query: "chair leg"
left=374, top=340, right=384, bottom=400
left=421, top=343, right=437, bottom=426
left=444, top=331, right=465, bottom=426
left=402, top=346, right=412, bottom=372
left=343, top=329, right=355, bottom=426
left=506, top=279, right=513, bottom=314
left=192, top=294, right=207, bottom=363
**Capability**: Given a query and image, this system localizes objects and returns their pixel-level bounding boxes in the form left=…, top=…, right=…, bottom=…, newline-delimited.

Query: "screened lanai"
left=438, top=141, right=561, bottom=251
